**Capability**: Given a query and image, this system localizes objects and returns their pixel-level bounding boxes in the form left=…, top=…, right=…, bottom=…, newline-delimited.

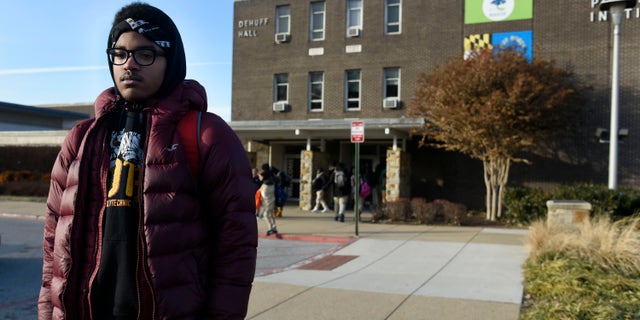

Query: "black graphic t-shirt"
left=92, top=110, right=146, bottom=319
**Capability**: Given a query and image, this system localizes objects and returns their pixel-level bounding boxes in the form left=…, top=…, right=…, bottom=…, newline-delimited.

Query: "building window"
left=384, top=68, right=400, bottom=99
left=346, top=0, right=362, bottom=36
left=310, top=2, right=325, bottom=41
left=309, top=72, right=324, bottom=111
left=385, top=0, right=401, bottom=34
left=276, top=5, right=291, bottom=35
left=346, top=70, right=361, bottom=110
left=274, top=73, right=289, bottom=102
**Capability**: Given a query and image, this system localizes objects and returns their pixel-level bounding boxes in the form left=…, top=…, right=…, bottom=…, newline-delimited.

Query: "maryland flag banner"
left=464, top=30, right=532, bottom=61
left=464, top=33, right=493, bottom=59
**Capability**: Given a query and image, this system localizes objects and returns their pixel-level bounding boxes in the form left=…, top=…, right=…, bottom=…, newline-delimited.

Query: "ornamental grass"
left=521, top=216, right=640, bottom=319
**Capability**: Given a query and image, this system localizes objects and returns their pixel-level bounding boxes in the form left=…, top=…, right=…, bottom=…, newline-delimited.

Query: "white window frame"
left=310, top=1, right=325, bottom=41
left=274, top=73, right=289, bottom=102
left=383, top=67, right=400, bottom=99
left=345, top=69, right=361, bottom=110
left=309, top=71, right=324, bottom=111
left=346, top=0, right=363, bottom=36
left=385, top=0, right=401, bottom=35
left=276, top=5, right=291, bottom=35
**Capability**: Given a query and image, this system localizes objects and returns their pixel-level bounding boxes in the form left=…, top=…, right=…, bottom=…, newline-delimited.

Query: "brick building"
left=230, top=0, right=640, bottom=209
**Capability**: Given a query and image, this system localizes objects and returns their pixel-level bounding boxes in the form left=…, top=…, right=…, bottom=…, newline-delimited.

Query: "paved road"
left=0, top=218, right=43, bottom=320
left=257, top=238, right=345, bottom=277
left=0, top=216, right=343, bottom=318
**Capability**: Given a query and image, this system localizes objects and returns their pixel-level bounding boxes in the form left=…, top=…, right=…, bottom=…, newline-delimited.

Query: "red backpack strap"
left=177, top=110, right=202, bottom=177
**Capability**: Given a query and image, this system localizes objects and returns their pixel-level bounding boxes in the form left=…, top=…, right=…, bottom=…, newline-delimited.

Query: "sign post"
left=351, top=121, right=364, bottom=236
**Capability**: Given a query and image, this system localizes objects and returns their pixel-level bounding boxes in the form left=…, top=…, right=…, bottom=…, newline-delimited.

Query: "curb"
left=0, top=213, right=46, bottom=220
left=258, top=232, right=356, bottom=244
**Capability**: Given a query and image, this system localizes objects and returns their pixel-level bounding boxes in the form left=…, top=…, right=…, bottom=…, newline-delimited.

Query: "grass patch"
left=521, top=217, right=640, bottom=319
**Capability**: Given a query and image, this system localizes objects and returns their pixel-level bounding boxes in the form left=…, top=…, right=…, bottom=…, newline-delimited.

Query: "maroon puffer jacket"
left=38, top=80, right=258, bottom=319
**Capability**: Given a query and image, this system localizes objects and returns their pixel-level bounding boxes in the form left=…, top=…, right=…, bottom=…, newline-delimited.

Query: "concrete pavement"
left=0, top=199, right=529, bottom=319
left=252, top=207, right=528, bottom=320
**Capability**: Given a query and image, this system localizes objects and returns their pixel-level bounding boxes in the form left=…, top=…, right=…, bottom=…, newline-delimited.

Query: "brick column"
left=386, top=148, right=411, bottom=202
left=246, top=151, right=257, bottom=168
left=299, top=151, right=314, bottom=210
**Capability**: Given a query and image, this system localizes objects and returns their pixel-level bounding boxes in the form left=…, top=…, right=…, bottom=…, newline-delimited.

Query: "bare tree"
left=409, top=49, right=578, bottom=221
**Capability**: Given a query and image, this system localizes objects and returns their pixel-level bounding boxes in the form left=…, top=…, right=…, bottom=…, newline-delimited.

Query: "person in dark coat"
left=252, top=167, right=262, bottom=191
left=311, top=167, right=329, bottom=212
left=325, top=163, right=351, bottom=222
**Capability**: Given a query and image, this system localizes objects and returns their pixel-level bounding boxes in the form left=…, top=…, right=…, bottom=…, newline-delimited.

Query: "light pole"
left=599, top=0, right=635, bottom=190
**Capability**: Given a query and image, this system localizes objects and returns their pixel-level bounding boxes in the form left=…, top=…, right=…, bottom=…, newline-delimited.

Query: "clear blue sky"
left=0, top=1, right=234, bottom=120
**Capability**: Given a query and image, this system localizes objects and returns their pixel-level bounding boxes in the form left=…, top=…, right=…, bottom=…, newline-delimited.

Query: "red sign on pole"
left=351, top=121, right=364, bottom=143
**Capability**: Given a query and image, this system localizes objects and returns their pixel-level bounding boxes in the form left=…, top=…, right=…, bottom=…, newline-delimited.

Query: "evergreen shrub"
left=503, top=183, right=640, bottom=225
left=503, top=186, right=548, bottom=225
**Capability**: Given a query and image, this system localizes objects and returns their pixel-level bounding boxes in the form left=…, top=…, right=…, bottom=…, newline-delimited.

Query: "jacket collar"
left=94, top=79, right=207, bottom=119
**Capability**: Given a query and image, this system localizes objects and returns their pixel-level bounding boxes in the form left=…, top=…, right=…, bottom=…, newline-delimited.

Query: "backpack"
left=275, top=184, right=288, bottom=207
left=360, top=180, right=372, bottom=199
left=255, top=188, right=262, bottom=209
left=334, top=170, right=345, bottom=188
left=278, top=171, right=292, bottom=187
left=177, top=110, right=202, bottom=177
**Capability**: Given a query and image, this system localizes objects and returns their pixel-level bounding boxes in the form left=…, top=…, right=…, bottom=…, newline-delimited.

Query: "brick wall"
left=233, top=0, right=640, bottom=207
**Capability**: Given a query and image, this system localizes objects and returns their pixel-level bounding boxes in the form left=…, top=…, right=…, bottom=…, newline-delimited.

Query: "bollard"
left=546, top=200, right=591, bottom=225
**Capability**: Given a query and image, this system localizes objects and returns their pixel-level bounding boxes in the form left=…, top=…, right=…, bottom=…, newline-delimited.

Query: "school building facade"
left=229, top=0, right=640, bottom=210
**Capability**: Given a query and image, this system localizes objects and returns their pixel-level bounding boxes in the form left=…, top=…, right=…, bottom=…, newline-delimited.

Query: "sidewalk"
left=0, top=200, right=529, bottom=320
left=254, top=206, right=529, bottom=320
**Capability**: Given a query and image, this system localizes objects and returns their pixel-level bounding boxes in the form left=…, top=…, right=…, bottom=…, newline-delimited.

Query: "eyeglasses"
left=106, top=48, right=164, bottom=66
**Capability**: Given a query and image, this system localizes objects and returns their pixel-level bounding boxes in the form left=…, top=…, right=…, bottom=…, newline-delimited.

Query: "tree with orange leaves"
left=409, top=48, right=579, bottom=221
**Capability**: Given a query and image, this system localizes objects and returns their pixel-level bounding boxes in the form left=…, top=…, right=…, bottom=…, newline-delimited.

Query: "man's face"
left=112, top=31, right=167, bottom=102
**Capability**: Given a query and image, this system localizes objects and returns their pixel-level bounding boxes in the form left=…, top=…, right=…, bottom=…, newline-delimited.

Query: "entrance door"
left=284, top=154, right=300, bottom=201
left=358, top=155, right=378, bottom=181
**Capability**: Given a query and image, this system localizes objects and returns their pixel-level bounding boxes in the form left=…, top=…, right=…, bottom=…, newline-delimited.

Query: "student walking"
left=257, top=169, right=278, bottom=236
left=311, top=168, right=330, bottom=213
left=261, top=163, right=290, bottom=218
left=326, top=163, right=351, bottom=222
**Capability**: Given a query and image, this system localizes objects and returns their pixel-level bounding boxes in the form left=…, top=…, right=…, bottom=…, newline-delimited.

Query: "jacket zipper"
left=137, top=107, right=156, bottom=319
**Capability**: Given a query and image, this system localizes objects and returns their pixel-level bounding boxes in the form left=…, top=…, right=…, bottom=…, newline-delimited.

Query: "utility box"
left=546, top=200, right=591, bottom=224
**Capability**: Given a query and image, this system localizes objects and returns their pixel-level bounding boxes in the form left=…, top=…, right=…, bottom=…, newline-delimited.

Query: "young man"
left=38, top=3, right=257, bottom=319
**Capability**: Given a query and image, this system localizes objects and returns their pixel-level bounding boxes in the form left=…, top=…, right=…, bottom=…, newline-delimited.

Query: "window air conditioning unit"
left=347, top=27, right=361, bottom=38
left=275, top=33, right=291, bottom=43
left=383, top=98, right=400, bottom=109
left=273, top=101, right=288, bottom=112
